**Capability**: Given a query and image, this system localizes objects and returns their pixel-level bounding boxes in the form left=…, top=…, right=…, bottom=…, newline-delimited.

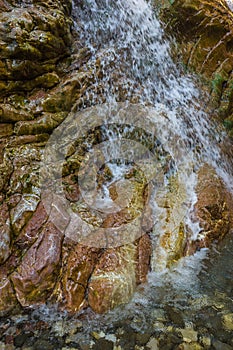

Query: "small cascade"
left=53, top=0, right=233, bottom=265
left=1, top=1, right=233, bottom=347
left=40, top=0, right=233, bottom=319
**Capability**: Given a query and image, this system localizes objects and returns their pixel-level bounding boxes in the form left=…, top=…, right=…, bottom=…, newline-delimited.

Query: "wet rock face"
left=0, top=202, right=11, bottom=265
left=1, top=0, right=233, bottom=317
left=186, top=164, right=233, bottom=254
left=160, top=0, right=233, bottom=134
left=196, top=165, right=233, bottom=241
left=11, top=221, right=63, bottom=306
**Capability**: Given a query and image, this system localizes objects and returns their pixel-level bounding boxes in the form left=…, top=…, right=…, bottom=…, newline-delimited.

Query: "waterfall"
left=70, top=0, right=231, bottom=171
left=29, top=0, right=233, bottom=343
left=43, top=0, right=233, bottom=273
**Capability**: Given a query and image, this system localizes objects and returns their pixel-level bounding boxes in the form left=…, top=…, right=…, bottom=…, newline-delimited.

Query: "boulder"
left=61, top=244, right=101, bottom=312
left=88, top=244, right=137, bottom=313
left=11, top=221, right=63, bottom=306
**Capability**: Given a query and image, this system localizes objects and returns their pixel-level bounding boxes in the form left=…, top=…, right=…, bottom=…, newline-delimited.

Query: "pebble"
left=92, top=338, right=114, bottom=350
left=212, top=302, right=224, bottom=310
left=179, top=328, right=198, bottom=343
left=212, top=339, right=232, bottom=350
left=4, top=326, right=17, bottom=336
left=153, top=321, right=165, bottom=330
left=146, top=337, right=159, bottom=350
left=165, top=306, right=184, bottom=327
left=135, top=333, right=151, bottom=345
left=200, top=335, right=211, bottom=347
left=151, top=308, right=166, bottom=321
left=177, top=342, right=203, bottom=350
left=105, top=334, right=117, bottom=343
left=52, top=320, right=82, bottom=337
left=0, top=344, right=15, bottom=350
left=212, top=340, right=232, bottom=350
left=33, top=339, right=54, bottom=350
left=14, top=333, right=30, bottom=347
left=92, top=331, right=105, bottom=340
left=11, top=315, right=29, bottom=324
left=222, top=313, right=233, bottom=331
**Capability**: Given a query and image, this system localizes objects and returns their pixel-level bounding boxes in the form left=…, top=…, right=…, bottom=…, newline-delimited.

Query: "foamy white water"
left=226, top=0, right=233, bottom=11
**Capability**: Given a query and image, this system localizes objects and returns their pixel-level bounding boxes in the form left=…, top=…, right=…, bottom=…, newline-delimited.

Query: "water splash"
left=226, top=0, right=233, bottom=11
left=71, top=0, right=229, bottom=167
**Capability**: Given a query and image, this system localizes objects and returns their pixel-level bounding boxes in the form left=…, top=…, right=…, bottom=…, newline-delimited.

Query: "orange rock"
left=135, top=234, right=152, bottom=284
left=191, top=164, right=233, bottom=250
left=61, top=244, right=100, bottom=312
left=15, top=200, right=49, bottom=250
left=88, top=244, right=137, bottom=313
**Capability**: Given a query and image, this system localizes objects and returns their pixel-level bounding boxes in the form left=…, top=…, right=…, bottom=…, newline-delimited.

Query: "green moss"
left=211, top=73, right=227, bottom=95
left=223, top=117, right=233, bottom=131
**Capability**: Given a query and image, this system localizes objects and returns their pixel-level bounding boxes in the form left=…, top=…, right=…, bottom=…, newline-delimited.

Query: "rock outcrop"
left=186, top=164, right=233, bottom=254
left=159, top=0, right=233, bottom=135
left=0, top=0, right=233, bottom=316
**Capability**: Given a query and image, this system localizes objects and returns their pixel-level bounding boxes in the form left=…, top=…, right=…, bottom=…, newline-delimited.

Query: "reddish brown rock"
left=10, top=194, right=40, bottom=235
left=0, top=202, right=11, bottom=265
left=62, top=174, right=80, bottom=202
left=0, top=277, right=18, bottom=316
left=0, top=123, right=13, bottom=138
left=61, top=244, right=100, bottom=312
left=161, top=0, right=233, bottom=77
left=88, top=244, right=137, bottom=313
left=0, top=104, right=33, bottom=123
left=7, top=194, right=22, bottom=209
left=141, top=184, right=155, bottom=233
left=15, top=200, right=49, bottom=250
left=160, top=0, right=233, bottom=132
left=11, top=221, right=63, bottom=306
left=187, top=164, right=233, bottom=253
left=7, top=134, right=49, bottom=147
left=0, top=155, right=13, bottom=193
left=135, top=234, right=152, bottom=284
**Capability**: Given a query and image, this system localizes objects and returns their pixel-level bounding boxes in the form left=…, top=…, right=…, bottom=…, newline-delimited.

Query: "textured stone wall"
left=161, top=0, right=233, bottom=136
left=1, top=0, right=233, bottom=316
left=159, top=0, right=233, bottom=135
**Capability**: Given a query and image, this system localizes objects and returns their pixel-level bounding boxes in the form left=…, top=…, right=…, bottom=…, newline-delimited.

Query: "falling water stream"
left=2, top=0, right=233, bottom=349
left=42, top=0, right=233, bottom=346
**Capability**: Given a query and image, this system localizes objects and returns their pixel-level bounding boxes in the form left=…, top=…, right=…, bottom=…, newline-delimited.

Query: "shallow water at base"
left=1, top=238, right=233, bottom=349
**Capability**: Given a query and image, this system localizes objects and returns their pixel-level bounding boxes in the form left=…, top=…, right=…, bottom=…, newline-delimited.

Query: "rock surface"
left=186, top=164, right=233, bottom=254
left=0, top=0, right=233, bottom=316
left=159, top=0, right=233, bottom=135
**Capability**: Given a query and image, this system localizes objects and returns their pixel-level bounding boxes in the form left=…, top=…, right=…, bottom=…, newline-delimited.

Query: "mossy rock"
left=159, top=0, right=233, bottom=133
